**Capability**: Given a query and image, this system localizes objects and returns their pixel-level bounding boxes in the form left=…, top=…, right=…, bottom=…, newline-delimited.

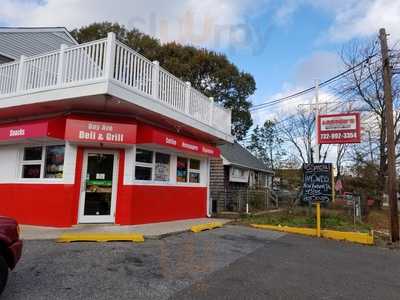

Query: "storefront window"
left=23, top=146, right=42, bottom=161
left=176, top=157, right=201, bottom=183
left=135, top=166, right=152, bottom=180
left=135, top=149, right=173, bottom=182
left=136, top=149, right=153, bottom=163
left=134, top=149, right=202, bottom=184
left=154, top=153, right=170, bottom=181
left=45, top=145, right=65, bottom=178
left=176, top=157, right=188, bottom=182
left=21, top=145, right=65, bottom=179
left=135, top=148, right=154, bottom=181
left=189, top=159, right=201, bottom=183
left=22, top=164, right=41, bottom=178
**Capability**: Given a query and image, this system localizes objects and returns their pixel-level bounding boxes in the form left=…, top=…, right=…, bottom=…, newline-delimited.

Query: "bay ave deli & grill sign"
left=65, top=119, right=137, bottom=144
left=303, top=163, right=333, bottom=203
left=317, top=113, right=361, bottom=144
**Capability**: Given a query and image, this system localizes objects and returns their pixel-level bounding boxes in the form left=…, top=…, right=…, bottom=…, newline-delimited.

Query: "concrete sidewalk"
left=20, top=218, right=231, bottom=240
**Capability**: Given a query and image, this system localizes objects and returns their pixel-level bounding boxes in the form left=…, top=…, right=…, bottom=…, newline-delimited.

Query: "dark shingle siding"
left=210, top=158, right=225, bottom=212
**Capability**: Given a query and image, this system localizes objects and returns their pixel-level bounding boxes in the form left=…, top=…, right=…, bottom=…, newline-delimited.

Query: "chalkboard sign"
left=303, top=163, right=332, bottom=203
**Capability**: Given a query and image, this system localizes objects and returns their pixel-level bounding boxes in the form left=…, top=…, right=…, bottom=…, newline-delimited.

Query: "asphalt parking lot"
left=3, top=225, right=400, bottom=300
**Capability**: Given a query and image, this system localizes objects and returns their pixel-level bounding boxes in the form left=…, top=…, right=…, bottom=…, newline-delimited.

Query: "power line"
left=250, top=53, right=379, bottom=112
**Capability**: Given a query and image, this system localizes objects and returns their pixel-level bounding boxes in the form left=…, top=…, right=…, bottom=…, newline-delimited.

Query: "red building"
left=0, top=28, right=233, bottom=227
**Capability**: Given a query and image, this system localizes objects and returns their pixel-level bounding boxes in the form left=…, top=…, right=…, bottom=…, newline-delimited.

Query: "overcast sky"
left=1, top=0, right=399, bottom=124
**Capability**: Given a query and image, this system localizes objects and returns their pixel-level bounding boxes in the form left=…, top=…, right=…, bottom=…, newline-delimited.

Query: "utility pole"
left=379, top=28, right=399, bottom=243
left=315, top=79, right=320, bottom=163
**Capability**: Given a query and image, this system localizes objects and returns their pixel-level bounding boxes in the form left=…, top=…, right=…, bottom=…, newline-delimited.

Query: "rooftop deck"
left=0, top=32, right=233, bottom=142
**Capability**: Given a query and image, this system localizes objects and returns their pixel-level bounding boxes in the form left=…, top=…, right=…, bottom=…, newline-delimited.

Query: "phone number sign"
left=317, top=113, right=361, bottom=144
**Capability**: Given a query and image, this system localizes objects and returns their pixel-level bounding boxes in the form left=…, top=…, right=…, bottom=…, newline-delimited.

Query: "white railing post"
left=104, top=32, right=116, bottom=80
left=57, top=44, right=67, bottom=86
left=185, top=81, right=191, bottom=114
left=152, top=60, right=159, bottom=99
left=16, top=55, right=26, bottom=92
left=228, top=109, right=232, bottom=133
left=209, top=97, right=214, bottom=125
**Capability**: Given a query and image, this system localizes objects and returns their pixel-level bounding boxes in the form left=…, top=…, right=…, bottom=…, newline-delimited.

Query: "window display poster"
left=155, top=163, right=169, bottom=181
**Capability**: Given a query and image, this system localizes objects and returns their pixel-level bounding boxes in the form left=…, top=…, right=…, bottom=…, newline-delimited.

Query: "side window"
left=176, top=157, right=201, bottom=184
left=134, top=150, right=202, bottom=184
left=189, top=159, right=201, bottom=183
left=21, top=145, right=65, bottom=179
left=21, top=146, right=43, bottom=178
left=135, top=149, right=153, bottom=181
left=176, top=157, right=188, bottom=183
left=44, top=145, right=65, bottom=178
left=154, top=153, right=170, bottom=182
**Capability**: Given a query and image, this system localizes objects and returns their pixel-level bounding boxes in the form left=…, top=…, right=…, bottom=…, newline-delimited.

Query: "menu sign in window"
left=302, top=163, right=332, bottom=203
left=65, top=119, right=137, bottom=145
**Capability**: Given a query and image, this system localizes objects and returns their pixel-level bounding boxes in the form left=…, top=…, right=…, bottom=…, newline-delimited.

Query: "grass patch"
left=241, top=208, right=371, bottom=233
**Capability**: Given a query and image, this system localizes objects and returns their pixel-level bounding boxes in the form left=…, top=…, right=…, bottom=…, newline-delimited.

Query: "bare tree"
left=280, top=107, right=329, bottom=164
left=337, top=39, right=400, bottom=195
left=335, top=144, right=348, bottom=177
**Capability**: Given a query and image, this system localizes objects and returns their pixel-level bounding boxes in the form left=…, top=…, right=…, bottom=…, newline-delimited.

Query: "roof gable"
left=218, top=142, right=273, bottom=173
left=0, top=27, right=78, bottom=60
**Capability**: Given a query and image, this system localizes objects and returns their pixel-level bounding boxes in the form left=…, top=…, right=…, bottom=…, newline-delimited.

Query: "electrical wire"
left=250, top=53, right=379, bottom=112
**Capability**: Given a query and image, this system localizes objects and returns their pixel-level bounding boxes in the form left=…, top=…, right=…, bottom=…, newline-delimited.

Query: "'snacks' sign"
left=65, top=119, right=137, bottom=144
left=0, top=122, right=48, bottom=140
left=317, top=113, right=361, bottom=144
left=303, top=163, right=332, bottom=203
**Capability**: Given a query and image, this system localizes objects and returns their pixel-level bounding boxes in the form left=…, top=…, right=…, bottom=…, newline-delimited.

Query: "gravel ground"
left=2, top=226, right=283, bottom=300
left=3, top=225, right=400, bottom=300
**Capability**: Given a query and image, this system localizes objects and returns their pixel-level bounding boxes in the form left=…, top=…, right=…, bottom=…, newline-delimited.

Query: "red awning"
left=136, top=124, right=220, bottom=157
left=0, top=118, right=65, bottom=143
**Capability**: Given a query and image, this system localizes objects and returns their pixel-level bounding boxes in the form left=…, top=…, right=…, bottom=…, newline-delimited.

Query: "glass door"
left=78, top=150, right=118, bottom=223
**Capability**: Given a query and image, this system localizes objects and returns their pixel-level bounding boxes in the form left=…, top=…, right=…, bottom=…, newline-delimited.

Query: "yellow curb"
left=250, top=224, right=374, bottom=245
left=56, top=232, right=145, bottom=243
left=191, top=222, right=223, bottom=233
left=251, top=224, right=317, bottom=236
left=321, top=229, right=374, bottom=245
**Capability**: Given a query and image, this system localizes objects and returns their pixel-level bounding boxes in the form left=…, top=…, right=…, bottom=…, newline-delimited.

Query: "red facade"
left=0, top=115, right=214, bottom=227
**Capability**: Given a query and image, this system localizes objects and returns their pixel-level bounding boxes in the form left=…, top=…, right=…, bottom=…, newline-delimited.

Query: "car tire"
left=0, top=255, right=8, bottom=295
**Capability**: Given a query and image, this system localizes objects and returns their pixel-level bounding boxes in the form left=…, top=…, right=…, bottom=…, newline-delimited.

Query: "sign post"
left=316, top=112, right=361, bottom=205
left=316, top=202, right=321, bottom=237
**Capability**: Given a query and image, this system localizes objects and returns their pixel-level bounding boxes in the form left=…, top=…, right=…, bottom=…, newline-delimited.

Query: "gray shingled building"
left=210, top=142, right=276, bottom=213
left=0, top=27, right=77, bottom=63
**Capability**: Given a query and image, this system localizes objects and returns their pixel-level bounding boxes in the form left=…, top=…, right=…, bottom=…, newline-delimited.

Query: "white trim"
left=0, top=141, right=75, bottom=184
left=78, top=149, right=119, bottom=224
left=0, top=180, right=65, bottom=185
left=124, top=182, right=207, bottom=188
left=0, top=80, right=108, bottom=107
left=0, top=79, right=232, bottom=142
left=206, top=157, right=211, bottom=217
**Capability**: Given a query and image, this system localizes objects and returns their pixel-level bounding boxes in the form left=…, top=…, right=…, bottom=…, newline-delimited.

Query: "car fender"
left=0, top=236, right=14, bottom=269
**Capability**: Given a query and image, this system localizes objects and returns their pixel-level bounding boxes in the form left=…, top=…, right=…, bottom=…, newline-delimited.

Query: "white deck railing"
left=0, top=33, right=231, bottom=135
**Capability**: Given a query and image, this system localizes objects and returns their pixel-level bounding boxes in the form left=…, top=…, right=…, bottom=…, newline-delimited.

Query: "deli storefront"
left=0, top=115, right=220, bottom=227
